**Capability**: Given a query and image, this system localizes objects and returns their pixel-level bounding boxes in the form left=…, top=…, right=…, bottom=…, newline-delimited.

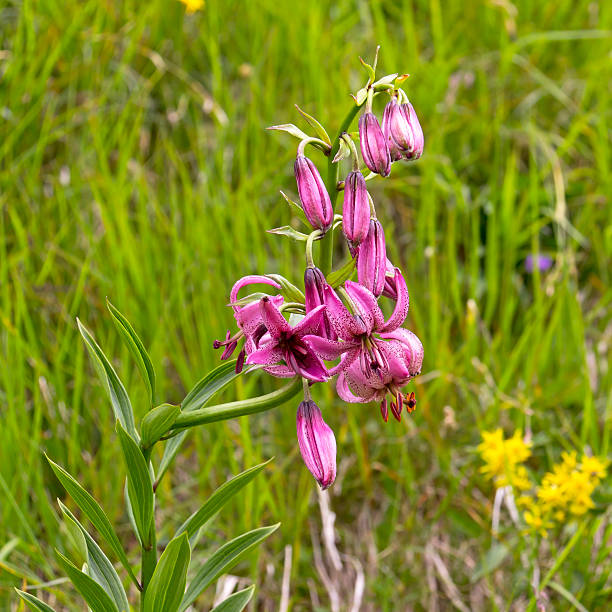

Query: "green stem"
left=140, top=449, right=157, bottom=608
left=140, top=526, right=157, bottom=609
left=171, top=379, right=302, bottom=430
left=320, top=102, right=363, bottom=274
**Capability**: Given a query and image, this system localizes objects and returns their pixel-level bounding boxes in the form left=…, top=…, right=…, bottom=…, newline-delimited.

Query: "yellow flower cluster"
left=179, top=0, right=204, bottom=13
left=478, top=429, right=608, bottom=537
left=477, top=428, right=532, bottom=490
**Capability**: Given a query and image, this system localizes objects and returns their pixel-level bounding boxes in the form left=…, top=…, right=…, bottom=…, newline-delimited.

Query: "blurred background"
left=1, top=0, right=611, bottom=609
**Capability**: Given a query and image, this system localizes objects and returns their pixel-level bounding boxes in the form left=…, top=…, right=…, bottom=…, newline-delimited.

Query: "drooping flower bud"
left=296, top=400, right=336, bottom=489
left=357, top=219, right=387, bottom=297
left=342, top=171, right=370, bottom=245
left=382, top=97, right=423, bottom=161
left=294, top=155, right=333, bottom=232
left=358, top=112, right=391, bottom=177
left=304, top=266, right=336, bottom=340
left=401, top=102, right=423, bottom=160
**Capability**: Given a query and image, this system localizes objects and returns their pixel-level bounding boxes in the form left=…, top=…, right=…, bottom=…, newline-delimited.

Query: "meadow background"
left=1, top=0, right=611, bottom=610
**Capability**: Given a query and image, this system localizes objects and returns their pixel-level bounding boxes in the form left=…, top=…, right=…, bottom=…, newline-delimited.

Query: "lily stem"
left=320, top=102, right=363, bottom=275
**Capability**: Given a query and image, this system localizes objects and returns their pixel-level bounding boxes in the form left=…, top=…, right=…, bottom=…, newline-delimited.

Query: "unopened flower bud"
left=382, top=97, right=423, bottom=161
left=296, top=400, right=336, bottom=489
left=358, top=112, right=391, bottom=177
left=357, top=219, right=387, bottom=297
left=342, top=171, right=370, bottom=245
left=294, top=155, right=333, bottom=232
left=304, top=266, right=335, bottom=340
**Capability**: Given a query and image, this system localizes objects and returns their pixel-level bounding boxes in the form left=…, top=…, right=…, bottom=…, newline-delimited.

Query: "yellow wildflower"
left=523, top=505, right=551, bottom=538
left=477, top=429, right=531, bottom=489
left=179, top=0, right=205, bottom=13
left=580, top=455, right=608, bottom=482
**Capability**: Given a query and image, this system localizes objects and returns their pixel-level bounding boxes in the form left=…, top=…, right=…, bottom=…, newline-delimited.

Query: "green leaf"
left=267, top=225, right=309, bottom=242
left=228, top=292, right=269, bottom=308
left=60, top=500, right=87, bottom=566
left=142, top=533, right=190, bottom=612
left=182, top=360, right=242, bottom=414
left=294, top=105, right=331, bottom=146
left=265, top=274, right=305, bottom=303
left=279, top=190, right=308, bottom=225
left=352, top=87, right=368, bottom=106
left=116, top=423, right=154, bottom=546
left=46, top=456, right=139, bottom=587
left=266, top=123, right=310, bottom=140
left=210, top=586, right=255, bottom=612
left=180, top=524, right=279, bottom=611
left=59, top=501, right=130, bottom=612
left=327, top=257, right=357, bottom=288
left=107, top=300, right=156, bottom=406
left=15, top=590, right=57, bottom=612
left=141, top=403, right=180, bottom=449
left=157, top=360, right=243, bottom=486
left=55, top=550, right=119, bottom=612
left=176, top=459, right=272, bottom=544
left=332, top=136, right=351, bottom=164
left=77, top=318, right=138, bottom=441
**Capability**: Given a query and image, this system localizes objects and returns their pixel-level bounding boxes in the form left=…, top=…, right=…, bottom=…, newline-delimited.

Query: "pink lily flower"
left=246, top=296, right=330, bottom=382
left=304, top=270, right=423, bottom=419
left=214, top=275, right=284, bottom=371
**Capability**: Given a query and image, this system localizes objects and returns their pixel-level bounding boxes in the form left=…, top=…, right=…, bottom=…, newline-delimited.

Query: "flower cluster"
left=478, top=429, right=608, bottom=537
left=214, top=51, right=424, bottom=488
left=477, top=428, right=532, bottom=490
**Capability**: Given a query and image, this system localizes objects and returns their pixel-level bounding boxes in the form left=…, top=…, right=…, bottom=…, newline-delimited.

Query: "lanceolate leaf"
left=266, top=123, right=310, bottom=140
left=55, top=551, right=119, bottom=612
left=179, top=525, right=279, bottom=611
left=181, top=360, right=242, bottom=413
left=294, top=104, right=331, bottom=146
left=14, top=590, right=57, bottom=612
left=116, top=423, right=154, bottom=546
left=210, top=586, right=255, bottom=612
left=157, top=360, right=243, bottom=486
left=141, top=403, right=180, bottom=449
left=59, top=502, right=129, bottom=612
left=107, top=300, right=156, bottom=406
left=327, top=257, right=357, bottom=288
left=267, top=226, right=309, bottom=242
left=142, top=533, right=190, bottom=612
left=77, top=318, right=138, bottom=441
left=46, top=456, right=139, bottom=587
left=265, top=274, right=305, bottom=303
left=176, top=459, right=272, bottom=544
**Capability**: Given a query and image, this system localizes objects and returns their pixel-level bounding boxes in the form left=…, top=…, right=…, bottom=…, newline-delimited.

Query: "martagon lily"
left=304, top=270, right=423, bottom=421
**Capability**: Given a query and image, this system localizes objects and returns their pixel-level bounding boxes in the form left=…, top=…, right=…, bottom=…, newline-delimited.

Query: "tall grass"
left=1, top=0, right=611, bottom=609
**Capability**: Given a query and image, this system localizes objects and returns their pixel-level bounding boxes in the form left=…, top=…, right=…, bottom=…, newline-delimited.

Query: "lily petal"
left=379, top=268, right=409, bottom=333
left=259, top=296, right=291, bottom=338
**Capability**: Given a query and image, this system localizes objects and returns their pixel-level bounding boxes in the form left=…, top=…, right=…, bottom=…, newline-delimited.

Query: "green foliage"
left=210, top=586, right=255, bottom=612
left=180, top=525, right=280, bottom=611
left=142, top=533, right=191, bottom=612
left=1, top=0, right=611, bottom=609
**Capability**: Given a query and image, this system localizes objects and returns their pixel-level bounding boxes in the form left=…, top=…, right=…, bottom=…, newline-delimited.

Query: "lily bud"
left=342, top=171, right=370, bottom=245
left=357, top=219, right=387, bottom=297
left=304, top=266, right=336, bottom=340
left=296, top=400, right=336, bottom=489
left=382, top=97, right=423, bottom=161
left=358, top=112, right=391, bottom=177
left=294, top=155, right=333, bottom=232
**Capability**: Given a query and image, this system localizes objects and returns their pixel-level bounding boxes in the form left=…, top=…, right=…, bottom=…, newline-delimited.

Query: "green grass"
left=1, top=0, right=611, bottom=609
